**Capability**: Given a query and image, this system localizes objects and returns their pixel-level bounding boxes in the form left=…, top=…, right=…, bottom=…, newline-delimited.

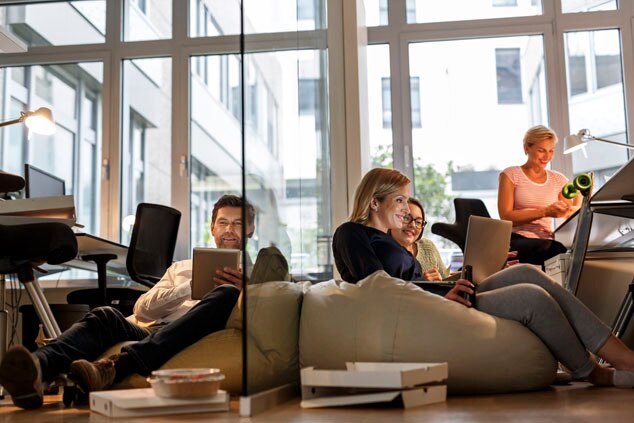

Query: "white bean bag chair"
left=299, top=271, right=557, bottom=394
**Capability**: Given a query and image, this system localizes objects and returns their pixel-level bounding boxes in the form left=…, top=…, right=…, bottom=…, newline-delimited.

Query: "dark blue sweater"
left=332, top=221, right=423, bottom=284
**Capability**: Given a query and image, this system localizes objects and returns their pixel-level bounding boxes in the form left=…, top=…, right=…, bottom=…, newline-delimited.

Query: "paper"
left=301, top=362, right=448, bottom=389
left=300, top=362, right=448, bottom=409
left=89, top=388, right=229, bottom=417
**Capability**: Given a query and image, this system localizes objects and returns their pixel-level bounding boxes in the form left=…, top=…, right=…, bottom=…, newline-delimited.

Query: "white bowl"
left=147, top=368, right=225, bottom=399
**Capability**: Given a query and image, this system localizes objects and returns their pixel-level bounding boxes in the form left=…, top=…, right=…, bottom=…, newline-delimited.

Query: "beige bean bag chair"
left=105, top=281, right=306, bottom=394
left=299, top=271, right=557, bottom=394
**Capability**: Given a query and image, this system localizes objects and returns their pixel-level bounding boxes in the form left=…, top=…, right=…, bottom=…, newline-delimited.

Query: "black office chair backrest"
left=431, top=198, right=491, bottom=252
left=126, top=203, right=181, bottom=288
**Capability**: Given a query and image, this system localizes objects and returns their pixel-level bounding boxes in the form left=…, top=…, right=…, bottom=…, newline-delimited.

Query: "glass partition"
left=241, top=0, right=331, bottom=399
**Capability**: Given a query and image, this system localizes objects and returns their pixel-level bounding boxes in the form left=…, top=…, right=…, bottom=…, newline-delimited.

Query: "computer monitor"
left=24, top=164, right=66, bottom=198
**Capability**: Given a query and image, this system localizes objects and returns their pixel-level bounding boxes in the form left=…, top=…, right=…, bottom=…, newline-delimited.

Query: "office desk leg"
left=23, top=280, right=62, bottom=338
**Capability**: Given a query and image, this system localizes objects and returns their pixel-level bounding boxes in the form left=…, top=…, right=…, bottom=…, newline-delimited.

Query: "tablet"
left=191, top=247, right=241, bottom=300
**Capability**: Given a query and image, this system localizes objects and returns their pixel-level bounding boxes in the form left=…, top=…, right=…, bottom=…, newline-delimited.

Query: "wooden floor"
left=0, top=382, right=632, bottom=422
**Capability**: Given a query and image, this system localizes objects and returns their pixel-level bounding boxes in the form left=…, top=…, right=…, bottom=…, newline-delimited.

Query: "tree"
left=371, top=144, right=455, bottom=248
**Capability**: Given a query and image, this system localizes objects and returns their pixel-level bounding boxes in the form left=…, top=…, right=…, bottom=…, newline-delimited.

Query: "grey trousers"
left=477, top=264, right=611, bottom=378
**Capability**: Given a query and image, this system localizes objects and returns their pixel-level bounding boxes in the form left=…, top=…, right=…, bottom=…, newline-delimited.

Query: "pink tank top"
left=501, top=166, right=568, bottom=239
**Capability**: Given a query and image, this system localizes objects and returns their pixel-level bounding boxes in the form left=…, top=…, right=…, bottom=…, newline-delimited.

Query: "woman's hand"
left=444, top=279, right=475, bottom=307
left=423, top=268, right=442, bottom=281
left=505, top=251, right=520, bottom=267
left=544, top=201, right=569, bottom=218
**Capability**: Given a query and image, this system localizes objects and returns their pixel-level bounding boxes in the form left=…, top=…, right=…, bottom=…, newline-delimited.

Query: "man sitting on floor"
left=0, top=194, right=288, bottom=409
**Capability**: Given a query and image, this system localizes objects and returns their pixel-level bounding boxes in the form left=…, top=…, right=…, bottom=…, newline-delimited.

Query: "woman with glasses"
left=332, top=167, right=634, bottom=389
left=390, top=197, right=450, bottom=281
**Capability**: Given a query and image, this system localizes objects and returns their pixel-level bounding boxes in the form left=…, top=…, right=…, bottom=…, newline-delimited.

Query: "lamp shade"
left=563, top=131, right=586, bottom=154
left=24, top=107, right=56, bottom=135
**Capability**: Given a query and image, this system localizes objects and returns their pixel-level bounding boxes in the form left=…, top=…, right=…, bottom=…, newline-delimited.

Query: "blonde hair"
left=349, top=168, right=411, bottom=224
left=523, top=125, right=557, bottom=148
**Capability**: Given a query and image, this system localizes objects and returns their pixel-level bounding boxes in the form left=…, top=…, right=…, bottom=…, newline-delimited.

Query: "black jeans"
left=510, top=233, right=567, bottom=267
left=35, top=285, right=240, bottom=381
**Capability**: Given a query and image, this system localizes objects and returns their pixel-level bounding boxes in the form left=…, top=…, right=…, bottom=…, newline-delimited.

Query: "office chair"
left=431, top=198, right=491, bottom=252
left=67, top=203, right=181, bottom=314
left=126, top=202, right=182, bottom=288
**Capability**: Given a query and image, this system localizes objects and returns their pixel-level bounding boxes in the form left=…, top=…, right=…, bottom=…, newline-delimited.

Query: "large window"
left=0, top=1, right=106, bottom=47
left=1, top=0, right=332, bottom=279
left=403, top=0, right=542, bottom=23
left=0, top=62, right=102, bottom=234
left=365, top=0, right=633, bottom=264
left=565, top=29, right=628, bottom=188
left=124, top=0, right=172, bottom=41
left=120, top=57, right=172, bottom=242
left=561, top=0, right=617, bottom=13
left=366, top=44, right=393, bottom=166
left=404, top=36, right=544, bottom=249
left=496, top=48, right=523, bottom=104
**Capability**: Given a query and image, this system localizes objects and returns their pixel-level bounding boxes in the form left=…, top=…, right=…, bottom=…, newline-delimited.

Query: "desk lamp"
left=0, top=107, right=56, bottom=135
left=564, top=128, right=634, bottom=154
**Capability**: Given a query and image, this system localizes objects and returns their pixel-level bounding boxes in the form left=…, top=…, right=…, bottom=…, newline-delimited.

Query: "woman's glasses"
left=402, top=214, right=427, bottom=230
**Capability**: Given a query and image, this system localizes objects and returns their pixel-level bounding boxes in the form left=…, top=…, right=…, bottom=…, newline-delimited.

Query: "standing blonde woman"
left=498, top=125, right=580, bottom=265
left=333, top=168, right=634, bottom=389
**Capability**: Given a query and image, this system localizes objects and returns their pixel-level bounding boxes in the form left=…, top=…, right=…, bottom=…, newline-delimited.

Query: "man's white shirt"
left=132, top=260, right=198, bottom=326
left=131, top=253, right=253, bottom=327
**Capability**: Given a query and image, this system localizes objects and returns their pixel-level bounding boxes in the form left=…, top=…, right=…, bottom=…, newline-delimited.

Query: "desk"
left=554, top=156, right=634, bottom=293
left=68, top=233, right=128, bottom=276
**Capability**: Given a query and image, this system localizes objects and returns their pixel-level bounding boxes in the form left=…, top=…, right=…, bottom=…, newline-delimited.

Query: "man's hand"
left=423, top=268, right=442, bottom=281
left=444, top=279, right=475, bottom=307
left=214, top=267, right=245, bottom=290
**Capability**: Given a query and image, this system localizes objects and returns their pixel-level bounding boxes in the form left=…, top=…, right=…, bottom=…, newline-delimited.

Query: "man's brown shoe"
left=0, top=345, right=43, bottom=409
left=69, top=358, right=116, bottom=393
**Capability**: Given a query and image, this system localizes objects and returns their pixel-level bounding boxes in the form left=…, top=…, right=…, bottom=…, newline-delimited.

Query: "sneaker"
left=0, top=345, right=44, bottom=409
left=69, top=358, right=116, bottom=393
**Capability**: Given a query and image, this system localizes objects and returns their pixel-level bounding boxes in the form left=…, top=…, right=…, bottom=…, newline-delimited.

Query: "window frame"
left=366, top=0, right=634, bottom=181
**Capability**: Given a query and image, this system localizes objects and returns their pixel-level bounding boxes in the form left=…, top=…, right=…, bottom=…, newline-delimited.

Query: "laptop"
left=462, top=215, right=512, bottom=284
left=191, top=247, right=241, bottom=300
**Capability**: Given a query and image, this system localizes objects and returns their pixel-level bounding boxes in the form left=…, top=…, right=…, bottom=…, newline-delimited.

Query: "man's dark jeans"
left=35, top=285, right=240, bottom=381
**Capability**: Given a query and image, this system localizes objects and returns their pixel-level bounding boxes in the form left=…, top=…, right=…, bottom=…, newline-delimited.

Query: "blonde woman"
left=332, top=168, right=423, bottom=284
left=498, top=125, right=580, bottom=265
left=333, top=168, right=634, bottom=389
